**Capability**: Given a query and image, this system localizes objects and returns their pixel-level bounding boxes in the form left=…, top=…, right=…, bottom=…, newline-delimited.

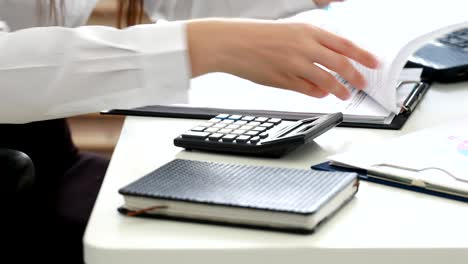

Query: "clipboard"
left=101, top=81, right=430, bottom=130
left=318, top=118, right=468, bottom=202
left=312, top=161, right=468, bottom=203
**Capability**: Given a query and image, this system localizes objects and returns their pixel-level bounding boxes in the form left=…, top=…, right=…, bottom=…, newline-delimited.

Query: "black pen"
left=401, top=81, right=429, bottom=114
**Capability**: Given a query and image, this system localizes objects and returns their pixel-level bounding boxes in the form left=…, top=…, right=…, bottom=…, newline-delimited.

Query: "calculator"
left=173, top=112, right=343, bottom=157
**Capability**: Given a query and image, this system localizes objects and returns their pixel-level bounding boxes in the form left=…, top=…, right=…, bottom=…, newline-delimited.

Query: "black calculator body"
left=174, top=113, right=343, bottom=158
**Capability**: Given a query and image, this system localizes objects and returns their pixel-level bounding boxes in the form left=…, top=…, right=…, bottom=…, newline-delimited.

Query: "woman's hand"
left=187, top=19, right=379, bottom=100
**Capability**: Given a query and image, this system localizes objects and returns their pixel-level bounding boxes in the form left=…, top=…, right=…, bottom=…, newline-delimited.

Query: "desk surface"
left=84, top=82, right=468, bottom=264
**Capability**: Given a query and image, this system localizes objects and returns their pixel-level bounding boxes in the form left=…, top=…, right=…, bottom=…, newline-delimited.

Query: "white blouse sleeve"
left=144, top=0, right=317, bottom=21
left=0, top=20, right=8, bottom=32
left=0, top=22, right=190, bottom=124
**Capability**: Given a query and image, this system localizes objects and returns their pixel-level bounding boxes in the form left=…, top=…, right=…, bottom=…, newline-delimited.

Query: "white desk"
left=84, top=82, right=468, bottom=264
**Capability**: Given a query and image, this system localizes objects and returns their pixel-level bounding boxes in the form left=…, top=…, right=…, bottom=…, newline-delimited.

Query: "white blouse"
left=0, top=0, right=316, bottom=123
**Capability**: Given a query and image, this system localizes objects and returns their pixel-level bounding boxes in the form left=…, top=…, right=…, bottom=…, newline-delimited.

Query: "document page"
left=288, top=0, right=468, bottom=113
left=329, top=118, right=468, bottom=192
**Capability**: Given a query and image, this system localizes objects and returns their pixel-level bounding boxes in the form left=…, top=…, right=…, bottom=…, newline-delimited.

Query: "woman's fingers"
left=306, top=65, right=350, bottom=100
left=312, top=46, right=367, bottom=89
left=291, top=60, right=350, bottom=99
left=279, top=75, right=330, bottom=98
left=293, top=77, right=330, bottom=98
left=315, top=28, right=379, bottom=69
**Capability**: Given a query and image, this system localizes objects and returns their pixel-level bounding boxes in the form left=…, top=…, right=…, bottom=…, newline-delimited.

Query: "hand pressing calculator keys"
left=174, top=112, right=343, bottom=157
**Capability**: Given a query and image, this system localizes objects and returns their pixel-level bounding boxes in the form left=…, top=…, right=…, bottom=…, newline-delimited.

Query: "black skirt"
left=1, top=118, right=109, bottom=263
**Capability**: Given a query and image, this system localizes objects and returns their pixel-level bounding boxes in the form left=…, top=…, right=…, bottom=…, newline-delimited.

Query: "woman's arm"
left=144, top=0, right=320, bottom=21
left=0, top=18, right=377, bottom=124
left=0, top=23, right=190, bottom=124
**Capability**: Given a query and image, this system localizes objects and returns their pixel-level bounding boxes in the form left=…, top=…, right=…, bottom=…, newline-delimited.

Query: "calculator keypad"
left=175, top=112, right=343, bottom=157
left=181, top=114, right=282, bottom=145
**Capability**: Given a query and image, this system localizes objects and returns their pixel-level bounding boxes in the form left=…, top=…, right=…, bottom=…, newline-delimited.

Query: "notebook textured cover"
left=118, top=159, right=358, bottom=233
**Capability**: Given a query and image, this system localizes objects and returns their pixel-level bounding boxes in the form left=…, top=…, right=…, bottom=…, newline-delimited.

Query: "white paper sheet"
left=329, top=119, right=468, bottom=193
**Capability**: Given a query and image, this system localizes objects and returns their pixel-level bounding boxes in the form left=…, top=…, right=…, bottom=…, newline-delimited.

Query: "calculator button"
left=208, top=133, right=223, bottom=141
left=269, top=118, right=282, bottom=124
left=191, top=126, right=206, bottom=132
left=208, top=118, right=221, bottom=123
left=254, top=117, right=269, bottom=122
left=260, top=122, right=274, bottom=128
left=245, top=131, right=259, bottom=136
left=241, top=116, right=255, bottom=121
left=252, top=126, right=267, bottom=132
left=205, top=127, right=220, bottom=133
left=221, top=119, right=235, bottom=124
left=213, top=123, right=227, bottom=129
left=259, top=132, right=269, bottom=139
left=250, top=136, right=260, bottom=144
left=200, top=122, right=214, bottom=127
left=227, top=115, right=242, bottom=120
left=234, top=120, right=248, bottom=125
left=240, top=125, right=254, bottom=131
left=232, top=129, right=247, bottom=135
left=226, top=124, right=240, bottom=129
left=218, top=128, right=233, bottom=134
left=216, top=114, right=230, bottom=119
left=181, top=131, right=210, bottom=139
left=221, top=134, right=237, bottom=142
left=247, top=121, right=261, bottom=126
left=235, top=135, right=250, bottom=143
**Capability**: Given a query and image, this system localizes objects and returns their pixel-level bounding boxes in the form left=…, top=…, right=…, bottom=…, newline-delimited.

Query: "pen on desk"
left=372, top=163, right=468, bottom=184
left=401, top=82, right=428, bottom=114
left=367, top=166, right=413, bottom=186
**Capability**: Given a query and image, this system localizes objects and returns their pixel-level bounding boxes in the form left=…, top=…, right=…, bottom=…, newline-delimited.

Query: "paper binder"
left=102, top=81, right=430, bottom=130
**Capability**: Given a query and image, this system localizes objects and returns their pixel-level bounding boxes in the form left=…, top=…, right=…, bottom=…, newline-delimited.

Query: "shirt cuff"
left=132, top=21, right=191, bottom=106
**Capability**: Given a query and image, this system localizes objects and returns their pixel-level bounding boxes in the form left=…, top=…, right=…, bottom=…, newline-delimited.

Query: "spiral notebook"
left=118, top=159, right=359, bottom=233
